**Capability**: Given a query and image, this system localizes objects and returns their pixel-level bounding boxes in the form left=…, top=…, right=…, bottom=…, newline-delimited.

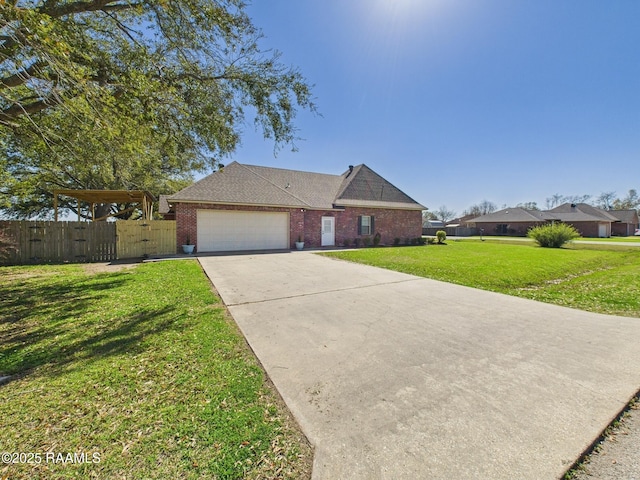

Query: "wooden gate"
left=116, top=220, right=176, bottom=259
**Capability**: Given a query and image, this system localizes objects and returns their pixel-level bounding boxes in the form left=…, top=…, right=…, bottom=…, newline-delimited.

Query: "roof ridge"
left=240, top=163, right=313, bottom=207
left=242, top=162, right=340, bottom=178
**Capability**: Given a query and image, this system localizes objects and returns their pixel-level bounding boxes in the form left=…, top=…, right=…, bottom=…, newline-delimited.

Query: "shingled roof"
left=168, top=162, right=424, bottom=210
left=469, top=208, right=559, bottom=223
left=549, top=203, right=620, bottom=222
left=608, top=209, right=640, bottom=224
left=469, top=203, right=627, bottom=224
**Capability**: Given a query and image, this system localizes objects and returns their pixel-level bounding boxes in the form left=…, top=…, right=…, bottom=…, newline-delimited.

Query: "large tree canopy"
left=0, top=0, right=316, bottom=218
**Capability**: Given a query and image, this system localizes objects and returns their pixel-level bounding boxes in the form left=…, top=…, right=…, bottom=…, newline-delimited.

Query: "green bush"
left=436, top=230, right=446, bottom=244
left=363, top=236, right=372, bottom=247
left=343, top=238, right=351, bottom=247
left=417, top=237, right=426, bottom=246
left=354, top=238, right=361, bottom=247
left=393, top=237, right=401, bottom=246
left=527, top=223, right=580, bottom=248
left=373, top=232, right=381, bottom=246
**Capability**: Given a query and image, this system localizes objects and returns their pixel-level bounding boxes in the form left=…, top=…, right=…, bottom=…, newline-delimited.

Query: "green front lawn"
left=0, top=261, right=311, bottom=479
left=578, top=236, right=640, bottom=243
left=325, top=242, right=640, bottom=317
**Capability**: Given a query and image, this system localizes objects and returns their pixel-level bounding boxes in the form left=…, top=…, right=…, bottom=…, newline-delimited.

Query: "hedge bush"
left=527, top=223, right=580, bottom=248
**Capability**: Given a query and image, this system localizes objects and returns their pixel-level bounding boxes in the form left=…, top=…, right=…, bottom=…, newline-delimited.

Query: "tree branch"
left=0, top=61, right=46, bottom=90
left=0, top=95, right=63, bottom=126
left=38, top=0, right=144, bottom=18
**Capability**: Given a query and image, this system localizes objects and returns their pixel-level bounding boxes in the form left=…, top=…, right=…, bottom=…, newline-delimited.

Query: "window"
left=496, top=224, right=508, bottom=234
left=358, top=215, right=374, bottom=235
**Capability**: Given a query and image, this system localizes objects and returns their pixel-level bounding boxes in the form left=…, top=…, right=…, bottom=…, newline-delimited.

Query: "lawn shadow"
left=0, top=269, right=183, bottom=379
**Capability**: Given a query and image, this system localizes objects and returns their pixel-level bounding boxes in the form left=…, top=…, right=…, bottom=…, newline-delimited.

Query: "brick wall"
left=474, top=220, right=612, bottom=238
left=175, top=203, right=422, bottom=251
left=474, top=221, right=541, bottom=236
left=569, top=222, right=610, bottom=238
left=309, top=207, right=422, bottom=246
left=612, top=222, right=637, bottom=236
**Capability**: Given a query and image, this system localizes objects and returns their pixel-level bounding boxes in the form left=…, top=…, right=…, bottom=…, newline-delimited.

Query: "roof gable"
left=335, top=165, right=423, bottom=209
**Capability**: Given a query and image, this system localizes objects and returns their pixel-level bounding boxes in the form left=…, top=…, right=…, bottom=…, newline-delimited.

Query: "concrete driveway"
left=198, top=251, right=640, bottom=480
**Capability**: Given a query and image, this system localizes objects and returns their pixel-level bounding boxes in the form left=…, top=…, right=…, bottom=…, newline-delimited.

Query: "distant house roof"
left=423, top=220, right=444, bottom=228
left=168, top=162, right=424, bottom=210
left=549, top=203, right=620, bottom=222
left=469, top=208, right=559, bottom=223
left=607, top=209, right=639, bottom=224
left=469, top=203, right=629, bottom=225
left=158, top=194, right=173, bottom=214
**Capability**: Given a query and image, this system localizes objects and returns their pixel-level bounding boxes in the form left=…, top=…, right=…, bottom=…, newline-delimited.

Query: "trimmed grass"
left=456, top=235, right=640, bottom=244
left=324, top=242, right=640, bottom=317
left=0, top=261, right=311, bottom=480
left=577, top=236, right=640, bottom=243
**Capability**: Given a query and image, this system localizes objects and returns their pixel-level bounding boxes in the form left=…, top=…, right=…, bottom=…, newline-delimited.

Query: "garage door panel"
left=197, top=210, right=289, bottom=252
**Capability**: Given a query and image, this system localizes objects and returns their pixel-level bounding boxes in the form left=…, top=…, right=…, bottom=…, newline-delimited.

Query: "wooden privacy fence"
left=0, top=220, right=176, bottom=265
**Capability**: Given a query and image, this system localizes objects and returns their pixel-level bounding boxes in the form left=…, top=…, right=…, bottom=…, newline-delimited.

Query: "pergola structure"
left=53, top=189, right=156, bottom=221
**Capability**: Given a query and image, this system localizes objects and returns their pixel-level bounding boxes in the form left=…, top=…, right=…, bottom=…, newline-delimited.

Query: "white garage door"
left=197, top=210, right=289, bottom=252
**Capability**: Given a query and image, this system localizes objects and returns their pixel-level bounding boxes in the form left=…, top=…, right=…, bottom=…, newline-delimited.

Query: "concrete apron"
left=198, top=252, right=640, bottom=480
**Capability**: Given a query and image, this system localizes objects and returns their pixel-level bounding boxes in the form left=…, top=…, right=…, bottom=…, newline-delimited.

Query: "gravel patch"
left=570, top=399, right=640, bottom=480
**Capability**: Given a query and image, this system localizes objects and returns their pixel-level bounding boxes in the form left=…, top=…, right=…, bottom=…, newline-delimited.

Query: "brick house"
left=609, top=210, right=639, bottom=236
left=469, top=203, right=634, bottom=238
left=466, top=208, right=558, bottom=236
left=166, top=162, right=425, bottom=252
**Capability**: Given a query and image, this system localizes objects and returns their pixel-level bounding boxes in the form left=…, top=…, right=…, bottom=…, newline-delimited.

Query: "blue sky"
left=232, top=0, right=640, bottom=215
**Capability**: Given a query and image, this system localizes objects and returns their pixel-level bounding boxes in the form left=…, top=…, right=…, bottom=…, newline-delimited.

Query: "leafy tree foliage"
left=422, top=210, right=436, bottom=223
left=0, top=0, right=316, bottom=218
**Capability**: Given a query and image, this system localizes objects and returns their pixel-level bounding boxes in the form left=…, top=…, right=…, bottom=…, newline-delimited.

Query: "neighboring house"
left=166, top=162, right=424, bottom=252
left=548, top=203, right=619, bottom=238
left=609, top=209, right=639, bottom=236
left=423, top=219, right=444, bottom=228
left=158, top=195, right=175, bottom=220
left=467, top=208, right=559, bottom=236
left=449, top=214, right=479, bottom=228
left=469, top=203, right=635, bottom=238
